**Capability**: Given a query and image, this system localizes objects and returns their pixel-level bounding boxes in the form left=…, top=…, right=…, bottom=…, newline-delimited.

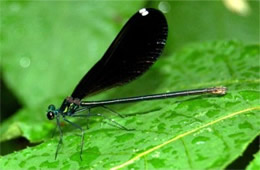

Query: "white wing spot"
left=139, top=8, right=149, bottom=16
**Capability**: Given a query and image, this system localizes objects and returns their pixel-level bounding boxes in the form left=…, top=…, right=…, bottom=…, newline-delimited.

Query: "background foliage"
left=1, top=0, right=259, bottom=169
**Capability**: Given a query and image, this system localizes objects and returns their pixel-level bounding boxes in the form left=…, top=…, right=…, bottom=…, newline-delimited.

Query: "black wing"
left=71, top=8, right=168, bottom=100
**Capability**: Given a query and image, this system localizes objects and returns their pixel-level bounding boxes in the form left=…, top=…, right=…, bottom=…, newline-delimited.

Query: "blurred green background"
left=0, top=0, right=259, bottom=169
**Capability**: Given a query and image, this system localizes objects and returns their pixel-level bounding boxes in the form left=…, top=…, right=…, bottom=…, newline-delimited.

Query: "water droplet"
left=189, top=121, right=202, bottom=127
left=228, top=132, right=244, bottom=138
left=19, top=57, right=31, bottom=68
left=19, top=160, right=26, bottom=168
left=194, top=111, right=206, bottom=118
left=158, top=2, right=171, bottom=13
left=179, top=120, right=188, bottom=125
left=206, top=110, right=219, bottom=118
left=41, top=153, right=50, bottom=157
left=194, top=127, right=213, bottom=137
left=191, top=136, right=210, bottom=145
left=234, top=96, right=240, bottom=100
left=170, top=124, right=181, bottom=129
left=157, top=122, right=166, bottom=131
left=172, top=150, right=177, bottom=155
left=206, top=127, right=213, bottom=132
left=151, top=151, right=160, bottom=158
left=136, top=119, right=143, bottom=124
left=196, top=153, right=208, bottom=161
left=238, top=121, right=253, bottom=130
left=133, top=148, right=139, bottom=153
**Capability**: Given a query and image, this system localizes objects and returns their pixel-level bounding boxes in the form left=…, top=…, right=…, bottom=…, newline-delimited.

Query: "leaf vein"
left=110, top=106, right=260, bottom=170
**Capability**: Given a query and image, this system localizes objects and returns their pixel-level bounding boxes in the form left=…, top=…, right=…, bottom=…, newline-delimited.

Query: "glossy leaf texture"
left=1, top=1, right=259, bottom=169
left=1, top=41, right=259, bottom=169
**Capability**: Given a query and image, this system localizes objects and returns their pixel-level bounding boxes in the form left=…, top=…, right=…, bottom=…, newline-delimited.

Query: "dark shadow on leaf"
left=0, top=137, right=41, bottom=156
left=226, top=135, right=260, bottom=169
left=0, top=78, right=22, bottom=122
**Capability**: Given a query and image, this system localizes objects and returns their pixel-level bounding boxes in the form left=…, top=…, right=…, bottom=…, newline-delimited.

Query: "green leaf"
left=160, top=0, right=259, bottom=51
left=247, top=151, right=260, bottom=170
left=1, top=1, right=259, bottom=169
left=0, top=105, right=53, bottom=143
left=1, top=41, right=259, bottom=169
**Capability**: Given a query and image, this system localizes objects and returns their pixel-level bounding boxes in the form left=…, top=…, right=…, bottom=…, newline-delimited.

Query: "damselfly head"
left=47, top=104, right=56, bottom=120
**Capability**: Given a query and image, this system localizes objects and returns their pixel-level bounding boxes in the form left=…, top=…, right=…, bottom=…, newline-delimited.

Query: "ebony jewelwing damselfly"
left=47, top=8, right=227, bottom=160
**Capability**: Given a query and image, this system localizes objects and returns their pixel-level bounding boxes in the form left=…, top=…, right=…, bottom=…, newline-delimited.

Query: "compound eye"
left=47, top=111, right=55, bottom=120
left=48, top=104, right=55, bottom=111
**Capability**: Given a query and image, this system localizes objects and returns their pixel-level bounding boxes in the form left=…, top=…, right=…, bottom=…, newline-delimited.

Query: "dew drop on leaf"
left=133, top=148, right=139, bottom=153
left=238, top=121, right=253, bottom=130
left=172, top=150, right=177, bottom=155
left=228, top=132, right=244, bottom=139
left=19, top=57, right=31, bottom=68
left=191, top=136, right=210, bottom=145
left=151, top=151, right=161, bottom=158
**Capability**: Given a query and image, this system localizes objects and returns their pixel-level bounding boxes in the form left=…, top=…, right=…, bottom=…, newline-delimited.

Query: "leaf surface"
left=1, top=41, right=259, bottom=169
